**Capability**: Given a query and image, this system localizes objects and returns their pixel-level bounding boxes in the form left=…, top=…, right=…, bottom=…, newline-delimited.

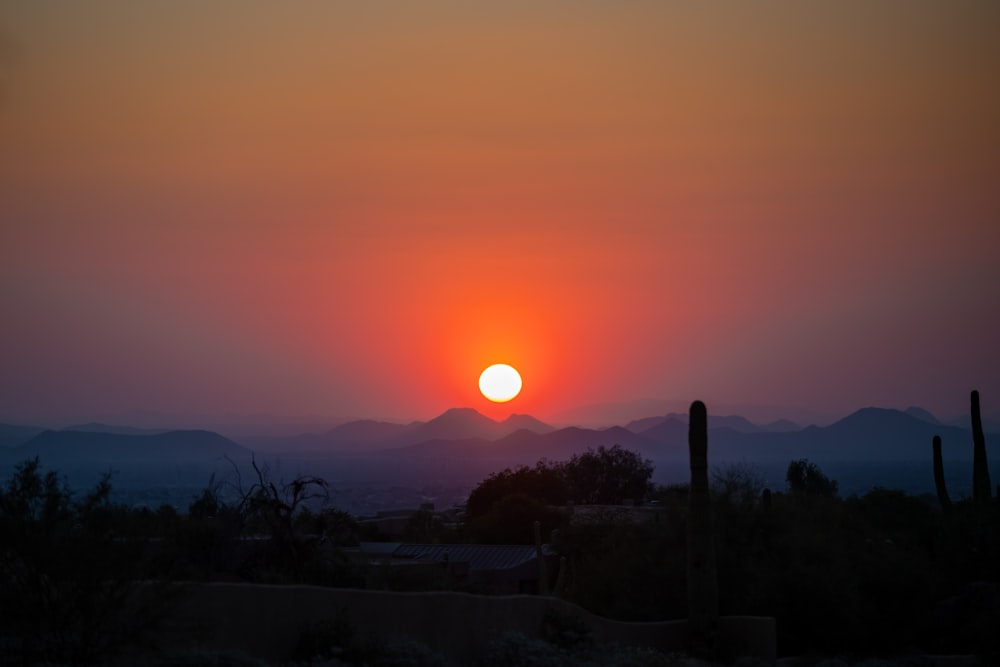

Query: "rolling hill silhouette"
left=681, top=408, right=986, bottom=463
left=0, top=423, right=45, bottom=449
left=903, top=406, right=940, bottom=424
left=385, top=423, right=660, bottom=463
left=626, top=413, right=801, bottom=434
left=265, top=407, right=556, bottom=453
left=14, top=429, right=251, bottom=464
left=310, top=418, right=413, bottom=449
left=3, top=407, right=996, bottom=501
left=61, top=422, right=171, bottom=436
left=237, top=405, right=1000, bottom=466
left=373, top=406, right=996, bottom=472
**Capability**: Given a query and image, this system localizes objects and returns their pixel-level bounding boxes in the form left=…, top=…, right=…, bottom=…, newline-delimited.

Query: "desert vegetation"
left=1, top=396, right=998, bottom=665
left=450, top=398, right=1000, bottom=662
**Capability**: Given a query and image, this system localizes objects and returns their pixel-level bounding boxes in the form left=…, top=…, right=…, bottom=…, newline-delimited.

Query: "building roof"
left=360, top=541, right=403, bottom=556
left=360, top=542, right=552, bottom=572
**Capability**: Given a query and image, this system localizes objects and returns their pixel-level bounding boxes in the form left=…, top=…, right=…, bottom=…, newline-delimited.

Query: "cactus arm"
left=932, top=435, right=952, bottom=513
left=971, top=390, right=992, bottom=506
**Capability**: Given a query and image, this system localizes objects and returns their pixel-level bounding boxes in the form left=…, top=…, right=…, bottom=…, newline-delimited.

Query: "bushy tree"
left=711, top=462, right=765, bottom=507
left=465, top=493, right=566, bottom=544
left=563, top=445, right=654, bottom=505
left=295, top=506, right=361, bottom=546
left=0, top=458, right=169, bottom=664
left=557, top=509, right=687, bottom=621
left=785, top=458, right=838, bottom=498
left=463, top=446, right=653, bottom=543
left=227, top=456, right=371, bottom=585
left=169, top=484, right=243, bottom=580
left=238, top=456, right=330, bottom=545
left=465, top=461, right=569, bottom=521
left=462, top=448, right=999, bottom=658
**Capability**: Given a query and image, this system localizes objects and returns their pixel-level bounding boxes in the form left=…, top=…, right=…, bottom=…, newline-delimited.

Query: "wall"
left=152, top=583, right=776, bottom=665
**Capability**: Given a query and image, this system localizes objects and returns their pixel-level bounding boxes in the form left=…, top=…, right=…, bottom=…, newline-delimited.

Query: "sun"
left=478, top=364, right=522, bottom=403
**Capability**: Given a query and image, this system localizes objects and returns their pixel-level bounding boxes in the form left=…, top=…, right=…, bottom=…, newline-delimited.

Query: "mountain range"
left=0, top=427, right=251, bottom=467
left=237, top=408, right=555, bottom=454
left=4, top=403, right=993, bottom=466
left=356, top=406, right=994, bottom=468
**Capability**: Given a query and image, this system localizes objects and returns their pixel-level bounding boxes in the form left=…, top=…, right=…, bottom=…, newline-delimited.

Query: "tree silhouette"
left=0, top=459, right=169, bottom=664
left=563, top=444, right=654, bottom=505
left=785, top=458, right=838, bottom=498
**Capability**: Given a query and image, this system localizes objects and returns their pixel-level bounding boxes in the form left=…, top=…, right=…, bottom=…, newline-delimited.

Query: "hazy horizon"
left=6, top=394, right=1000, bottom=438
left=2, top=3, right=998, bottom=430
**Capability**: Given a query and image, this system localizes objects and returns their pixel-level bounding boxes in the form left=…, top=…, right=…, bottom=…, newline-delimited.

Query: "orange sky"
left=2, top=2, right=999, bottom=426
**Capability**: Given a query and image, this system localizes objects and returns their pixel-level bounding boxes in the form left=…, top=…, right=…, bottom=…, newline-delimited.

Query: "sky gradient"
left=2, top=2, right=999, bottom=427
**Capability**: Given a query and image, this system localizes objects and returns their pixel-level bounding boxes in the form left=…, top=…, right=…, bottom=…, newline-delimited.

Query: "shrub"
left=0, top=458, right=173, bottom=664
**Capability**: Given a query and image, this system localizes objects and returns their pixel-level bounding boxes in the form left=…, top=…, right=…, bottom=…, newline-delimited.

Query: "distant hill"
left=256, top=408, right=556, bottom=453
left=903, top=407, right=940, bottom=424
left=638, top=417, right=687, bottom=444
left=7, top=406, right=997, bottom=502
left=375, top=408, right=555, bottom=447
left=499, top=413, right=555, bottom=435
left=379, top=406, right=999, bottom=477
left=243, top=405, right=1000, bottom=472
left=623, top=415, right=669, bottom=433
left=759, top=419, right=802, bottom=432
left=388, top=422, right=669, bottom=466
left=13, top=429, right=251, bottom=465
left=0, top=423, right=45, bottom=449
left=692, top=408, right=989, bottom=463
left=62, top=422, right=171, bottom=436
left=626, top=413, right=802, bottom=435
left=404, top=408, right=502, bottom=443
left=317, top=419, right=413, bottom=449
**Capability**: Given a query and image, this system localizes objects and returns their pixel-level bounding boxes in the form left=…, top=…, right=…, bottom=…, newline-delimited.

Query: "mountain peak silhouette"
left=427, top=407, right=495, bottom=425
left=20, top=428, right=249, bottom=462
left=499, top=413, right=555, bottom=434
left=903, top=406, right=939, bottom=424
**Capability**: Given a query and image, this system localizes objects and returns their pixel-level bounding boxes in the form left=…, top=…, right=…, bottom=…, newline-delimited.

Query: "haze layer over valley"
left=3, top=402, right=997, bottom=515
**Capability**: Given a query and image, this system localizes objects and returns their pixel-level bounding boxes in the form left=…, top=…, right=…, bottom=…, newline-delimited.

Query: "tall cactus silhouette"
left=971, top=390, right=992, bottom=507
left=687, top=400, right=718, bottom=656
left=932, top=435, right=952, bottom=513
left=932, top=391, right=991, bottom=514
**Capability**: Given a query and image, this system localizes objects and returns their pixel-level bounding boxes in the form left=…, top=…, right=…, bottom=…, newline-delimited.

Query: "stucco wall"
left=153, top=583, right=775, bottom=665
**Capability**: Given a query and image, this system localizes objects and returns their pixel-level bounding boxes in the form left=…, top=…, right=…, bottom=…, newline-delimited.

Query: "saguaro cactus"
left=932, top=435, right=952, bottom=513
left=971, top=390, right=992, bottom=507
left=932, top=391, right=991, bottom=515
left=687, top=400, right=718, bottom=656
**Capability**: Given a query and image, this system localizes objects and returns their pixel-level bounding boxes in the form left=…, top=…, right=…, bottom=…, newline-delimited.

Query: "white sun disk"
left=479, top=364, right=522, bottom=402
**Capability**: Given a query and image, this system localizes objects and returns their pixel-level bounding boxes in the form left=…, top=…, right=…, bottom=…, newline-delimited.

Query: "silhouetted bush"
left=465, top=492, right=566, bottom=544
left=558, top=509, right=686, bottom=621
left=0, top=458, right=174, bottom=664
left=563, top=445, right=655, bottom=505
left=465, top=462, right=570, bottom=520
left=786, top=459, right=839, bottom=498
left=463, top=446, right=654, bottom=544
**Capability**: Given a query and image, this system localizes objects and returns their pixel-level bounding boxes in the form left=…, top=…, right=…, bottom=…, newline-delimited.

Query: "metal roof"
left=362, top=543, right=552, bottom=572
left=359, top=541, right=403, bottom=556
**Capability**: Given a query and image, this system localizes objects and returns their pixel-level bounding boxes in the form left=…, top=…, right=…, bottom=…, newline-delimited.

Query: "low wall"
left=154, top=583, right=775, bottom=665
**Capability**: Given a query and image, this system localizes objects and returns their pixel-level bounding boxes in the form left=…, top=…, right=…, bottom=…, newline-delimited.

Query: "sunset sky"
left=2, top=2, right=998, bottom=428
